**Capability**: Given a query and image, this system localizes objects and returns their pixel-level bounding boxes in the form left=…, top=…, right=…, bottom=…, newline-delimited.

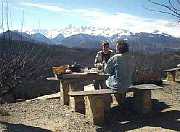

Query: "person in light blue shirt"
left=105, top=40, right=135, bottom=92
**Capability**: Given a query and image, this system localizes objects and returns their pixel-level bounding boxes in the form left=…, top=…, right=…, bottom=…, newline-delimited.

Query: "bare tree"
left=1, top=0, right=4, bottom=39
left=0, top=0, right=51, bottom=103
left=5, top=0, right=9, bottom=31
left=0, top=39, right=52, bottom=103
left=1, top=0, right=3, bottom=28
left=20, top=10, right=24, bottom=42
left=147, top=0, right=180, bottom=20
left=4, top=0, right=11, bottom=42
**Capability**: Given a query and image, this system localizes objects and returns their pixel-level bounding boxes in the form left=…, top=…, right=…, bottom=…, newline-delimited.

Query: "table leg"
left=103, top=94, right=112, bottom=112
left=69, top=79, right=85, bottom=112
left=60, top=80, right=69, bottom=105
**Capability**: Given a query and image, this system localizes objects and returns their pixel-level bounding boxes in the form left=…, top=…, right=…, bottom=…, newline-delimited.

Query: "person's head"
left=102, top=41, right=110, bottom=54
left=116, top=40, right=129, bottom=54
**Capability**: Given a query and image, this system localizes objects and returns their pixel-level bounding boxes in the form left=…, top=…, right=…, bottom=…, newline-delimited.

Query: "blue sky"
left=0, top=0, right=180, bottom=37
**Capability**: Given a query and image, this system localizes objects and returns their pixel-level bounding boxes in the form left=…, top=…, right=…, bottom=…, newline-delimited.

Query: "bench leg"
left=69, top=80, right=85, bottom=113
left=70, top=96, right=85, bottom=114
left=60, top=80, right=69, bottom=105
left=134, top=90, right=152, bottom=114
left=171, top=71, right=176, bottom=82
left=85, top=95, right=105, bottom=125
left=167, top=72, right=176, bottom=82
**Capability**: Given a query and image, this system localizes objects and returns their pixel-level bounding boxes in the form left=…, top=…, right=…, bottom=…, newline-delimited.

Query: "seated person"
left=105, top=40, right=135, bottom=92
left=94, top=41, right=114, bottom=89
left=94, top=41, right=114, bottom=71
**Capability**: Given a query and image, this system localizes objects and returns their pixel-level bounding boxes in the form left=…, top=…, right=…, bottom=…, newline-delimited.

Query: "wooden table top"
left=58, top=72, right=109, bottom=80
left=164, top=67, right=180, bottom=72
left=47, top=72, right=110, bottom=81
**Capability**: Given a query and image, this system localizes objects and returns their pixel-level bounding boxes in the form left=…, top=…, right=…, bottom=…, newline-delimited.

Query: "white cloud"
left=21, top=2, right=66, bottom=12
left=87, top=12, right=180, bottom=37
left=19, top=2, right=180, bottom=37
left=73, top=9, right=108, bottom=18
left=10, top=0, right=32, bottom=3
left=20, top=2, right=106, bottom=17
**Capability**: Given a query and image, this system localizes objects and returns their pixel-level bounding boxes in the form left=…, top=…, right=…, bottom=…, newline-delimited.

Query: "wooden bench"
left=129, top=84, right=162, bottom=114
left=47, top=72, right=109, bottom=106
left=46, top=77, right=58, bottom=81
left=69, top=89, right=116, bottom=125
left=164, top=67, right=180, bottom=82
left=68, top=84, right=163, bottom=125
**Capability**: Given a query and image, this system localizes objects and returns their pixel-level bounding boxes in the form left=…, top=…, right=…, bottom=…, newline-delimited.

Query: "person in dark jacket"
left=94, top=41, right=114, bottom=89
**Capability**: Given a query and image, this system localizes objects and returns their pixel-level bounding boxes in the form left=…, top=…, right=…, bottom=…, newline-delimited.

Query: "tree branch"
left=147, top=0, right=180, bottom=19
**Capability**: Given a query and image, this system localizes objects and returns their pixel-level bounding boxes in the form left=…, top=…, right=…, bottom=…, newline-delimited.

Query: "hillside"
left=1, top=38, right=180, bottom=103
left=0, top=39, right=97, bottom=103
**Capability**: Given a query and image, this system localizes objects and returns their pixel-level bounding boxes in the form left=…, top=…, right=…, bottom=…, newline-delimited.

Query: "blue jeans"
left=94, top=80, right=107, bottom=89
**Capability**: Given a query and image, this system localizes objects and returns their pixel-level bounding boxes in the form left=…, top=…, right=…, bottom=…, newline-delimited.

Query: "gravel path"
left=0, top=83, right=180, bottom=132
left=0, top=99, right=96, bottom=132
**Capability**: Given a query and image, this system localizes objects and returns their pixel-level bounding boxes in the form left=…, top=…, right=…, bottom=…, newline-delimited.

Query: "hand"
left=65, top=69, right=72, bottom=73
left=97, top=64, right=103, bottom=70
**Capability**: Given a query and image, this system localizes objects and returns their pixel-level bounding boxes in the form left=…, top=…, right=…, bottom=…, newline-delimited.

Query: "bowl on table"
left=52, top=65, right=69, bottom=75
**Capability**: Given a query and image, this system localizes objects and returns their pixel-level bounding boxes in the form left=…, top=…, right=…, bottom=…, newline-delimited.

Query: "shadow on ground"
left=97, top=98, right=180, bottom=132
left=0, top=121, right=51, bottom=132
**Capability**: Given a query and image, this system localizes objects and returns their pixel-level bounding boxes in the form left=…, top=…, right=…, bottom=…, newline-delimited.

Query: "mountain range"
left=0, top=27, right=180, bottom=53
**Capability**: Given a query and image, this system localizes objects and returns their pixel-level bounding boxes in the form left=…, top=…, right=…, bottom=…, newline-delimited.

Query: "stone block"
left=85, top=95, right=105, bottom=125
left=134, top=90, right=152, bottom=114
left=70, top=96, right=85, bottom=114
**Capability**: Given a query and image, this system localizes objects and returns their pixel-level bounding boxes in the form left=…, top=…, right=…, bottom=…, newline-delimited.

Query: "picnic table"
left=164, top=67, right=180, bottom=82
left=47, top=70, right=163, bottom=125
left=47, top=72, right=109, bottom=106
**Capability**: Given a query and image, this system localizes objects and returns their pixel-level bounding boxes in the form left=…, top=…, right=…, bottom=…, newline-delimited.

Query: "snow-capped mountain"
left=129, top=32, right=180, bottom=52
left=1, top=26, right=180, bottom=53
left=51, top=33, right=64, bottom=44
left=60, top=33, right=107, bottom=49
left=31, top=33, right=52, bottom=44
left=25, top=26, right=134, bottom=38
left=0, top=31, right=53, bottom=44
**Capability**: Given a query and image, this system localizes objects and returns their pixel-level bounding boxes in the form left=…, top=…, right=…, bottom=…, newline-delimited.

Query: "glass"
left=83, top=67, right=89, bottom=73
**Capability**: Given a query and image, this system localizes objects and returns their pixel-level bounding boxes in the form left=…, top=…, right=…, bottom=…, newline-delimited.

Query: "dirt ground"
left=0, top=82, right=180, bottom=132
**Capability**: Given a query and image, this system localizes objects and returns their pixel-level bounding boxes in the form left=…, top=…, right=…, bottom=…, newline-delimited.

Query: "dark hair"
left=116, top=40, right=129, bottom=53
left=102, top=41, right=109, bottom=46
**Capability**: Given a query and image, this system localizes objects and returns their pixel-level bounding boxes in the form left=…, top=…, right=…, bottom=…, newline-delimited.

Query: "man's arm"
left=104, top=56, right=115, bottom=75
left=110, top=50, right=115, bottom=57
left=94, top=52, right=103, bottom=68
